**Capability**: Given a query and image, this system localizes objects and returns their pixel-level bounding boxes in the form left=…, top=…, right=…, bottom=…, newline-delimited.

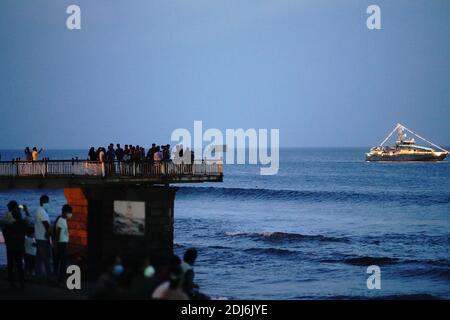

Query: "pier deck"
left=0, top=160, right=223, bottom=189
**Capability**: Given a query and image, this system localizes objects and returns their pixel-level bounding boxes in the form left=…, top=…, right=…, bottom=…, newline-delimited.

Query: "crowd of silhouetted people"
left=1, top=195, right=73, bottom=289
left=1, top=144, right=195, bottom=164
left=88, top=143, right=195, bottom=164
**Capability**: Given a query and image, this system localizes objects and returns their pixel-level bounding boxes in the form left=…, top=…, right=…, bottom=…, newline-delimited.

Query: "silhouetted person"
left=182, top=248, right=197, bottom=293
left=32, top=147, right=43, bottom=161
left=34, top=195, right=52, bottom=281
left=90, top=256, right=125, bottom=299
left=115, top=144, right=124, bottom=161
left=182, top=248, right=209, bottom=300
left=98, top=147, right=106, bottom=163
left=2, top=201, right=31, bottom=226
left=163, top=144, right=171, bottom=161
left=55, top=204, right=73, bottom=284
left=128, top=258, right=158, bottom=299
left=158, top=265, right=189, bottom=300
left=24, top=147, right=32, bottom=161
left=88, top=147, right=97, bottom=161
left=132, top=146, right=141, bottom=162
left=123, top=145, right=131, bottom=162
left=152, top=255, right=188, bottom=300
left=5, top=206, right=27, bottom=288
left=1, top=201, right=31, bottom=281
left=154, top=146, right=163, bottom=161
left=146, top=143, right=157, bottom=163
left=24, top=227, right=36, bottom=278
left=106, top=144, right=115, bottom=161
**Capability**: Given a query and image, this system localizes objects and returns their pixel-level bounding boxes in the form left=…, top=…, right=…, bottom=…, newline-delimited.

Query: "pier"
left=0, top=160, right=223, bottom=189
left=0, top=160, right=223, bottom=277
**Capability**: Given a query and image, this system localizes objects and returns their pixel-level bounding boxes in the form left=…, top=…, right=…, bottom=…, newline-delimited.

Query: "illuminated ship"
left=366, top=123, right=448, bottom=161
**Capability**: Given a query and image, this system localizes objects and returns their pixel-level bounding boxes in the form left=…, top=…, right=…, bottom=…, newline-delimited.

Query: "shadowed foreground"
left=0, top=269, right=88, bottom=300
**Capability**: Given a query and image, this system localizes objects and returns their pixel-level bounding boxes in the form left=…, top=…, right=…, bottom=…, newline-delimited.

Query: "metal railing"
left=0, top=160, right=223, bottom=178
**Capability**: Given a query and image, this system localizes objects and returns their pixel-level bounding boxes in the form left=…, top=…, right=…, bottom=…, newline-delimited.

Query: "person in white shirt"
left=34, top=195, right=52, bottom=281
left=24, top=229, right=36, bottom=277
left=55, top=204, right=73, bottom=284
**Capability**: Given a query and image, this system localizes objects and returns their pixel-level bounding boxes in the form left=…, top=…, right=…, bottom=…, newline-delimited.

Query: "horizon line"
left=1, top=145, right=450, bottom=151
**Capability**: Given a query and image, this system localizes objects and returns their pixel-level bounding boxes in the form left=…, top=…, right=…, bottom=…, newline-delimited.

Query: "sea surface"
left=0, top=148, right=449, bottom=299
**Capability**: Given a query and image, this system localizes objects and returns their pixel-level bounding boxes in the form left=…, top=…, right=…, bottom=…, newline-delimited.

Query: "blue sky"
left=0, top=0, right=449, bottom=148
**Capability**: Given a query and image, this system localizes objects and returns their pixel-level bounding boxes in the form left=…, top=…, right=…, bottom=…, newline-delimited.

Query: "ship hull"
left=366, top=153, right=447, bottom=162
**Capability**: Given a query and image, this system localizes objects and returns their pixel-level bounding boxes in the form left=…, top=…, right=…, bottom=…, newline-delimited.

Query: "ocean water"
left=0, top=148, right=449, bottom=299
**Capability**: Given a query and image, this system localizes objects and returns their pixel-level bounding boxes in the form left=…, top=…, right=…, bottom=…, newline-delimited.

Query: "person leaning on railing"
left=146, top=143, right=157, bottom=163
left=24, top=147, right=32, bottom=161
left=98, top=148, right=106, bottom=163
left=153, top=146, right=163, bottom=161
left=115, top=144, right=124, bottom=161
left=88, top=147, right=98, bottom=161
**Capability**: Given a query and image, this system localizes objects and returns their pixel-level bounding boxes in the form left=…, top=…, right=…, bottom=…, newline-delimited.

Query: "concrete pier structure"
left=0, top=160, right=223, bottom=276
left=65, top=186, right=177, bottom=277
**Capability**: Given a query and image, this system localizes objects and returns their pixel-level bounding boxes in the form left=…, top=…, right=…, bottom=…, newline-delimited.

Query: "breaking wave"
left=178, top=187, right=450, bottom=205
left=243, top=247, right=299, bottom=257
left=225, top=231, right=349, bottom=243
left=343, top=256, right=399, bottom=266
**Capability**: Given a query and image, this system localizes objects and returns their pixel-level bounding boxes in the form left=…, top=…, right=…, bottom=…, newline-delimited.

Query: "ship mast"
left=396, top=124, right=405, bottom=144
left=400, top=124, right=448, bottom=152
left=378, top=123, right=401, bottom=147
left=379, top=123, right=448, bottom=152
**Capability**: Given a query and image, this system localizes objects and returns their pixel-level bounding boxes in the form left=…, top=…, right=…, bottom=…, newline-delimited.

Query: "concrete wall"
left=64, top=186, right=177, bottom=277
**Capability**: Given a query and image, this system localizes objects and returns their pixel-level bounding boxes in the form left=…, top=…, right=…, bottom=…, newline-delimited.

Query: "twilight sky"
left=0, top=0, right=449, bottom=148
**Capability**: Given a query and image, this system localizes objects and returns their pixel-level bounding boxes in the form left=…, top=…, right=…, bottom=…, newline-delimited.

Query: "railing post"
left=15, top=159, right=19, bottom=176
